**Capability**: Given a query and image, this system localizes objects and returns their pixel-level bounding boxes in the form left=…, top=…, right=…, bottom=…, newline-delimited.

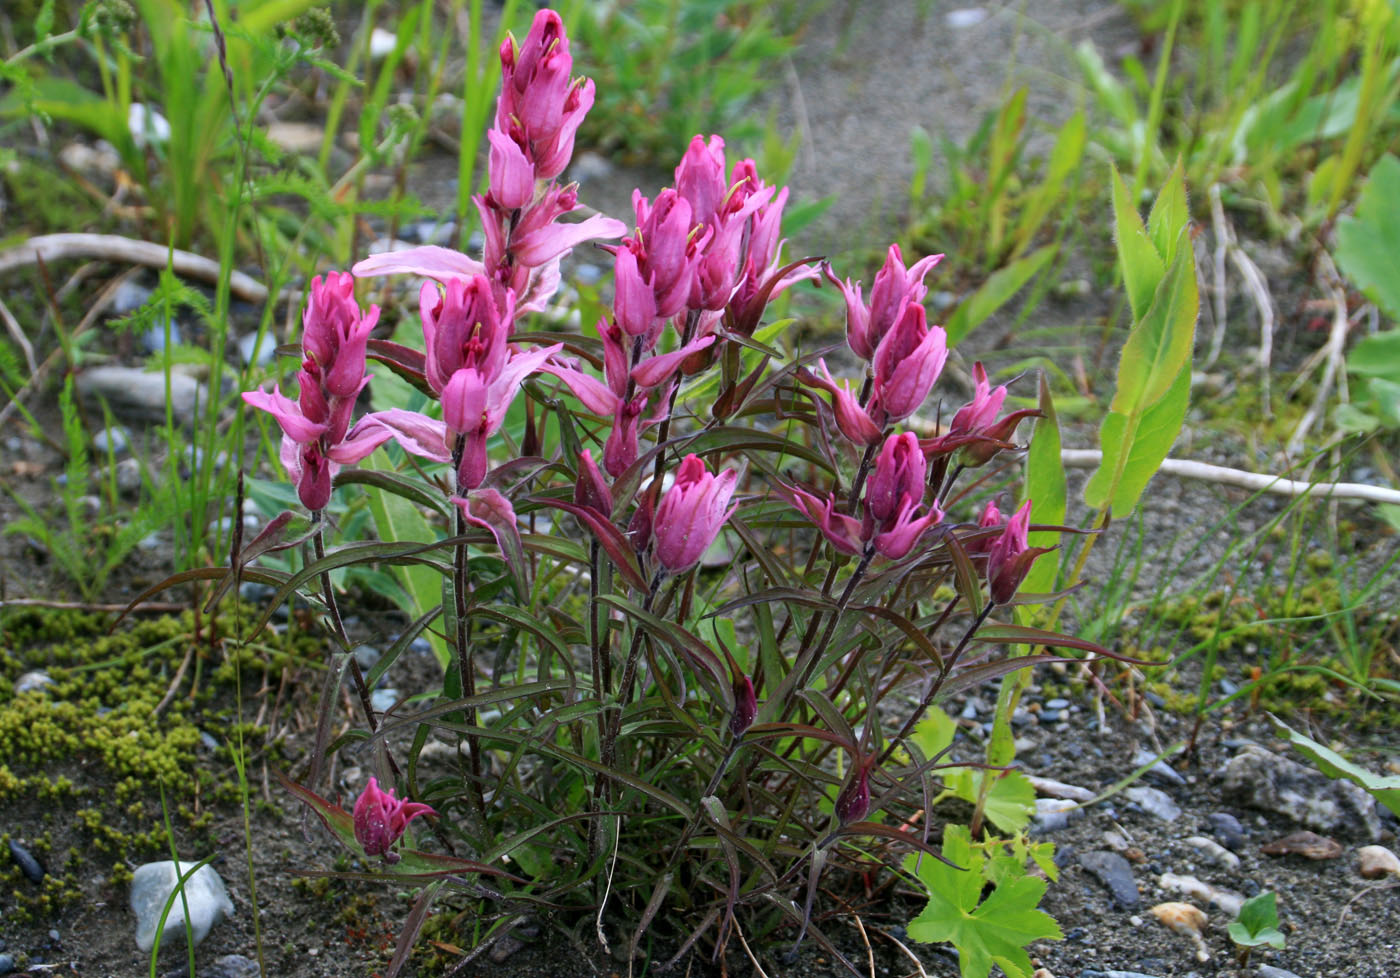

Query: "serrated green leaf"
left=1335, top=155, right=1400, bottom=320
left=905, top=825, right=1061, bottom=978
left=967, top=769, right=1036, bottom=834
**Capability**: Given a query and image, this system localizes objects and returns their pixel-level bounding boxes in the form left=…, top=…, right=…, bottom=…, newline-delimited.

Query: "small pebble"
left=1026, top=775, right=1095, bottom=802
left=1256, top=967, right=1305, bottom=978
left=1032, top=797, right=1082, bottom=834
left=946, top=7, right=989, bottom=29
left=15, top=671, right=54, bottom=695
left=9, top=839, right=45, bottom=882
left=1133, top=749, right=1187, bottom=787
left=1149, top=902, right=1209, bottom=962
left=1079, top=850, right=1140, bottom=909
left=1357, top=844, right=1400, bottom=878
left=1125, top=785, right=1181, bottom=822
left=1183, top=835, right=1241, bottom=872
left=1045, top=697, right=1070, bottom=710
left=1261, top=830, right=1343, bottom=860
left=1205, top=812, right=1247, bottom=852
left=206, top=953, right=261, bottom=978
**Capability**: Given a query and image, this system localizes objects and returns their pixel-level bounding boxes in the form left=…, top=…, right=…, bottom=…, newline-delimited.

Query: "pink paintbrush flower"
left=865, top=432, right=928, bottom=527
left=985, top=500, right=1052, bottom=604
left=652, top=454, right=738, bottom=574
left=353, top=777, right=436, bottom=863
left=869, top=303, right=948, bottom=425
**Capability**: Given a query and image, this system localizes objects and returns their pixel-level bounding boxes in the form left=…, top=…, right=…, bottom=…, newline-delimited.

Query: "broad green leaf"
left=364, top=451, right=449, bottom=668
left=910, top=707, right=957, bottom=760
left=1335, top=154, right=1400, bottom=321
left=1228, top=891, right=1285, bottom=949
left=1084, top=362, right=1191, bottom=514
left=962, top=769, right=1036, bottom=834
left=1346, top=328, right=1400, bottom=381
left=1273, top=716, right=1400, bottom=818
left=1111, top=166, right=1166, bottom=322
left=1110, top=239, right=1198, bottom=413
left=1022, top=373, right=1065, bottom=595
left=905, top=825, right=1061, bottom=978
left=1146, top=160, right=1189, bottom=268
left=945, top=245, right=1057, bottom=347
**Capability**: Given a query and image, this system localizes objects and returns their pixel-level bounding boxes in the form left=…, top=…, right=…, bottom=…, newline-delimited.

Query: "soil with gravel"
left=2, top=2, right=1397, bottom=977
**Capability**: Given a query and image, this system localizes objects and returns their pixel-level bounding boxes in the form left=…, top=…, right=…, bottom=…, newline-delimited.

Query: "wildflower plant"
left=219, top=8, right=1135, bottom=973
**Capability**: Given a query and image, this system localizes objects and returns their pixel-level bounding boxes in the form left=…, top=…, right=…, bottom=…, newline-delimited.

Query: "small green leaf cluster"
left=904, top=825, right=1062, bottom=978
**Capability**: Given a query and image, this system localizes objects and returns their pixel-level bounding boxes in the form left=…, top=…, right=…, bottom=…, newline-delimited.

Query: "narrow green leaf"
left=1110, top=234, right=1198, bottom=412
left=944, top=245, right=1057, bottom=347
left=1022, top=374, right=1065, bottom=595
left=1147, top=160, right=1189, bottom=267
left=1111, top=166, right=1166, bottom=322
left=1086, top=362, right=1191, bottom=515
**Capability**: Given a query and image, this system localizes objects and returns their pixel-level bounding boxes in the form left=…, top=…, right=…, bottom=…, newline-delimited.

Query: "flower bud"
left=834, top=765, right=870, bottom=826
left=870, top=303, right=948, bottom=424
left=730, top=672, right=757, bottom=737
left=353, top=777, right=436, bottom=863
left=652, top=454, right=737, bottom=574
left=985, top=500, right=1051, bottom=604
left=866, top=432, right=927, bottom=526
left=573, top=448, right=613, bottom=518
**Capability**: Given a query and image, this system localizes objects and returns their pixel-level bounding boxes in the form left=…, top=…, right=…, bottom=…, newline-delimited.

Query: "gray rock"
left=205, top=953, right=260, bottom=978
left=77, top=366, right=203, bottom=425
left=1079, top=850, right=1140, bottom=908
left=1133, top=748, right=1187, bottom=786
left=1205, top=811, right=1247, bottom=852
left=1045, top=697, right=1070, bottom=709
left=1216, top=744, right=1382, bottom=840
left=0, top=952, right=14, bottom=975
left=946, top=8, right=989, bottom=29
left=1125, top=785, right=1181, bottom=823
left=370, top=688, right=399, bottom=713
left=9, top=839, right=44, bottom=882
left=15, top=671, right=53, bottom=695
left=111, top=279, right=153, bottom=314
left=1080, top=969, right=1163, bottom=978
left=92, top=426, right=129, bottom=455
left=1031, top=797, right=1083, bottom=833
left=129, top=860, right=234, bottom=952
left=1025, top=775, right=1095, bottom=802
left=114, top=457, right=143, bottom=495
left=140, top=318, right=182, bottom=354
left=236, top=332, right=276, bottom=367
left=353, top=645, right=382, bottom=670
left=1256, top=968, right=1305, bottom=978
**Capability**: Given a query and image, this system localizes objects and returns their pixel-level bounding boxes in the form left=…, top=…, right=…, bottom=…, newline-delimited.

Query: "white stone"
left=129, top=860, right=234, bottom=952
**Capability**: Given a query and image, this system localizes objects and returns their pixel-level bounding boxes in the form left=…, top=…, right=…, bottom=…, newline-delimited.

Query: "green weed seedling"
left=1226, top=890, right=1285, bottom=966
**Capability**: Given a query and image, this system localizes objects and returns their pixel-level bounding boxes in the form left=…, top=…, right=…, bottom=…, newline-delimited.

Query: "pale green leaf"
left=1111, top=166, right=1165, bottom=323
left=1022, top=373, right=1065, bottom=595
left=905, top=826, right=1062, bottom=978
left=1147, top=160, right=1189, bottom=267
left=1273, top=716, right=1400, bottom=818
left=1086, top=363, right=1191, bottom=514
left=1110, top=240, right=1198, bottom=413
left=945, top=245, right=1056, bottom=347
left=1335, top=154, right=1400, bottom=321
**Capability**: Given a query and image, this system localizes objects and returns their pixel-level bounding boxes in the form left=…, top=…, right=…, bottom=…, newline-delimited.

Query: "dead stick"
left=0, top=233, right=282, bottom=306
